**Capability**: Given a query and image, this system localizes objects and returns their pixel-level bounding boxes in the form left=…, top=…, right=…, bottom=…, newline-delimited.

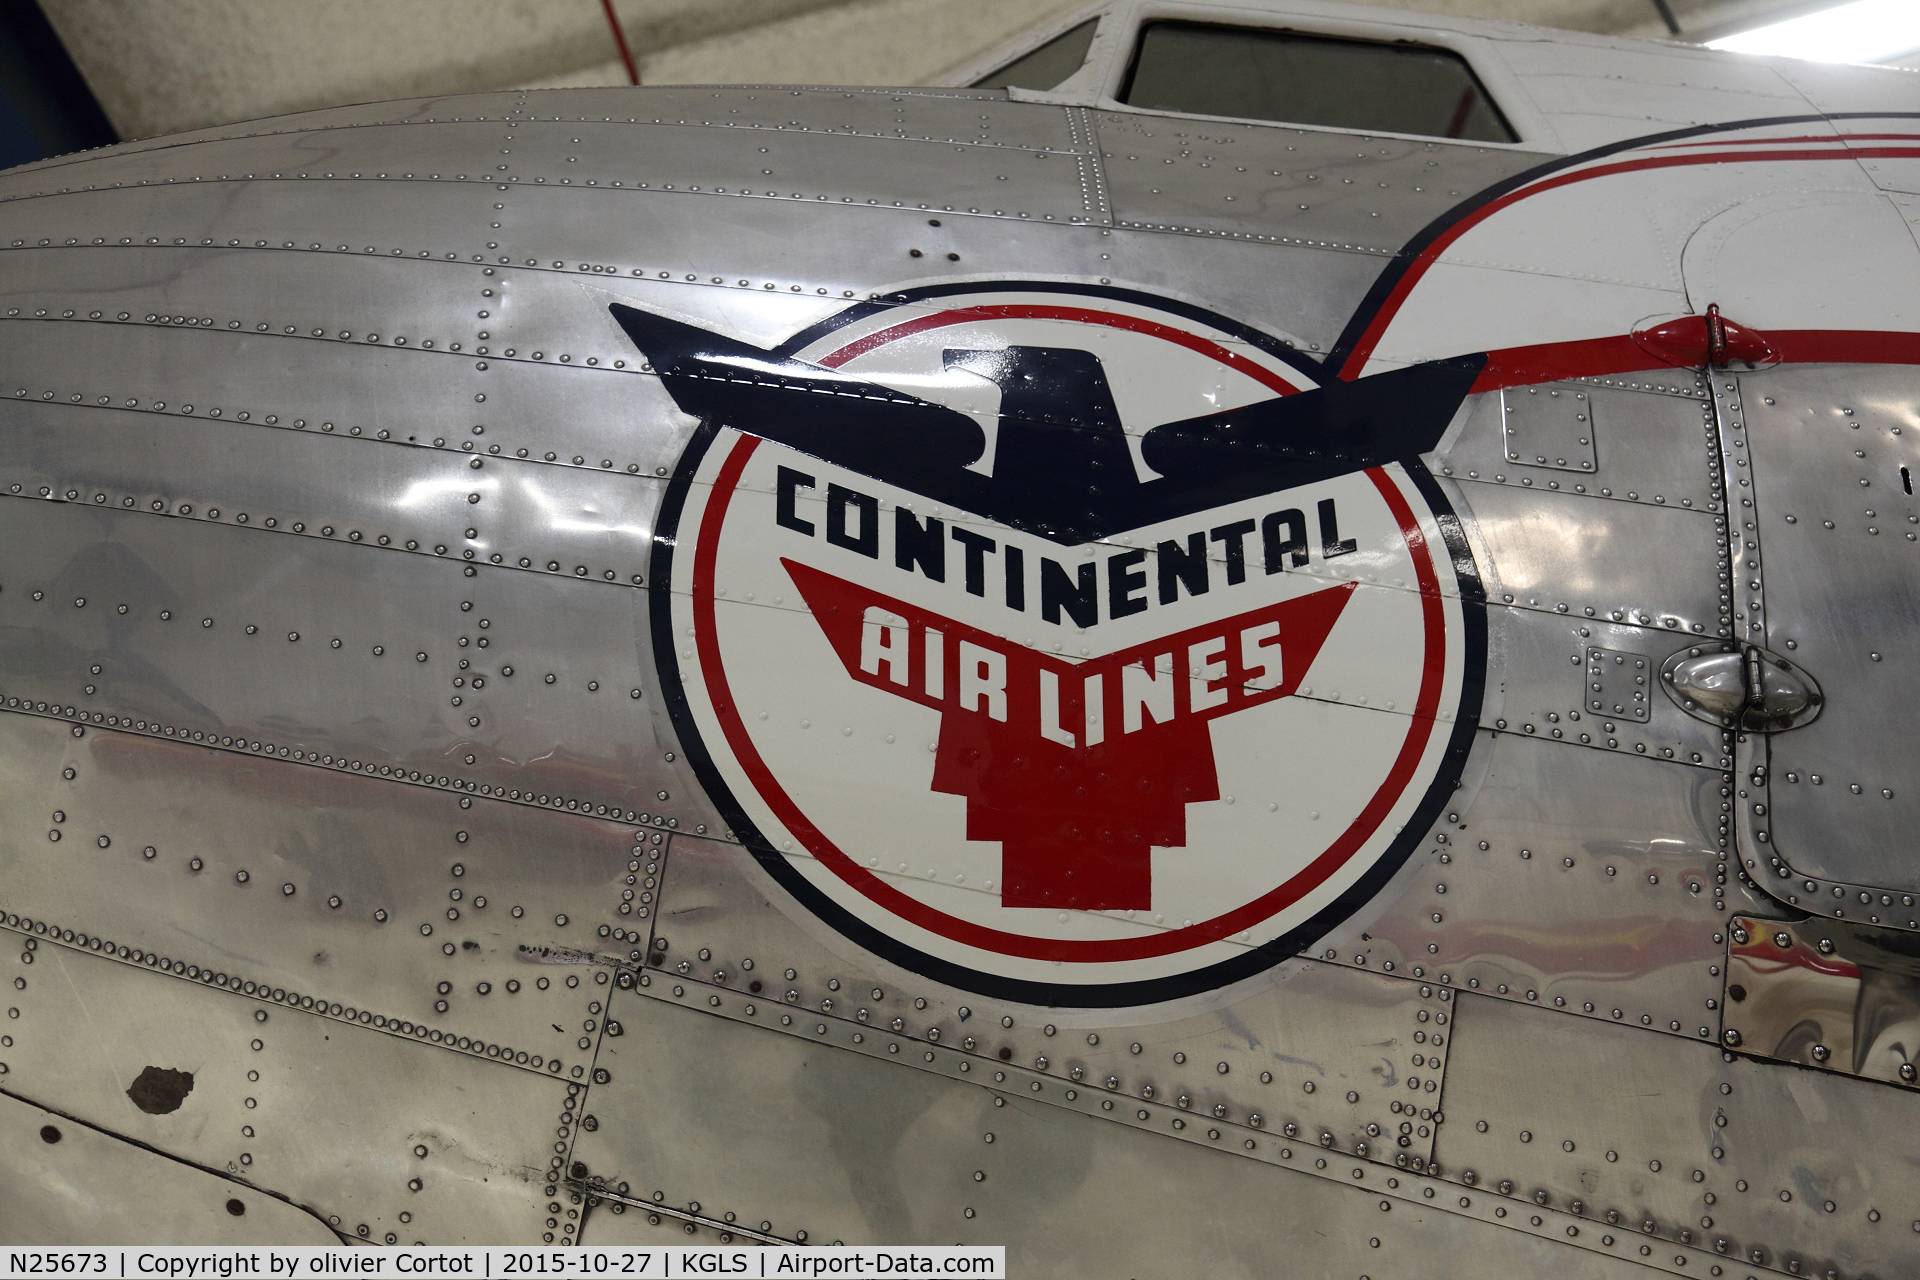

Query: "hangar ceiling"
left=31, top=0, right=1898, bottom=144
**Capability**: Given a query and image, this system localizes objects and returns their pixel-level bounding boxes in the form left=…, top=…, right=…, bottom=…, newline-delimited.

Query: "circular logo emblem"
left=625, top=285, right=1485, bottom=1005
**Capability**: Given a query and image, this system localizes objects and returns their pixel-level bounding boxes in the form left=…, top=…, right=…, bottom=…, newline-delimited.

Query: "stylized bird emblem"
left=612, top=303, right=1483, bottom=545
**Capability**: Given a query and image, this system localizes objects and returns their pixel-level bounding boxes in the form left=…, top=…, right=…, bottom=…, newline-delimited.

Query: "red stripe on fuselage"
left=1340, top=145, right=1920, bottom=380
left=1468, top=330, right=1920, bottom=393
left=1650, top=132, right=1920, bottom=149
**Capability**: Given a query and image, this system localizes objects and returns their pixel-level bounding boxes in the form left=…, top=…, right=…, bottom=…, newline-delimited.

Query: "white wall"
left=41, top=0, right=1832, bottom=142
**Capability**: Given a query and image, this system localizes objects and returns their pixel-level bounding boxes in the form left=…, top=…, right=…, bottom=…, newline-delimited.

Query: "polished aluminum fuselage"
left=1, top=1, right=1918, bottom=1272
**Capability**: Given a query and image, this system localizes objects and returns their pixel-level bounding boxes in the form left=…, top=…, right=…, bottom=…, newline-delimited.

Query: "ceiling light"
left=1707, top=0, right=1920, bottom=64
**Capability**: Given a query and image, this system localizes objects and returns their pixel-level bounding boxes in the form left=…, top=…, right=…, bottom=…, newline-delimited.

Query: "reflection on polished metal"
left=1438, top=993, right=1920, bottom=1277
left=1725, top=914, right=1920, bottom=1088
left=645, top=830, right=1454, bottom=1167
left=1661, top=641, right=1823, bottom=732
left=2, top=0, right=1920, bottom=1267
left=1336, top=730, right=1735, bottom=1038
left=576, top=984, right=1662, bottom=1275
left=1664, top=645, right=1746, bottom=722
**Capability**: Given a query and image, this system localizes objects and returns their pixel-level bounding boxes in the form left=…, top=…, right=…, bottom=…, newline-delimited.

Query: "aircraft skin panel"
left=1092, top=107, right=1545, bottom=250
left=0, top=254, right=692, bottom=487
left=0, top=1091, right=337, bottom=1244
left=1441, top=377, right=1722, bottom=513
left=0, top=396, right=664, bottom=592
left=1729, top=365, right=1920, bottom=905
left=1456, top=479, right=1724, bottom=639
left=1681, top=190, right=1920, bottom=336
left=4, top=937, right=569, bottom=1244
left=1338, top=728, right=1742, bottom=1037
left=1477, top=605, right=1728, bottom=763
left=1437, top=992, right=1920, bottom=1275
left=1766, top=61, right=1920, bottom=121
left=1497, top=68, right=1808, bottom=157
left=0, top=96, right=1534, bottom=360
left=573, top=989, right=1657, bottom=1280
left=0, top=498, right=704, bottom=823
left=644, top=826, right=1448, bottom=1162
left=0, top=710, right=642, bottom=1059
left=1, top=0, right=1919, bottom=1268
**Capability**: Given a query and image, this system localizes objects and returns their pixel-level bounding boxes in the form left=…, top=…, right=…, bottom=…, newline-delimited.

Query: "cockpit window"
left=1119, top=21, right=1517, bottom=144
left=974, top=19, right=1100, bottom=91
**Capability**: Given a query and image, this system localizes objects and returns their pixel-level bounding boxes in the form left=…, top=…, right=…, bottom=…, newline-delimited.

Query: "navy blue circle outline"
left=648, top=285, right=1486, bottom=1008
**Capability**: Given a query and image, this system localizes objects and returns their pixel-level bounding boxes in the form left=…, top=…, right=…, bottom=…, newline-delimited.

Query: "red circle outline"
left=811, top=303, right=1307, bottom=396
left=687, top=315, right=1449, bottom=964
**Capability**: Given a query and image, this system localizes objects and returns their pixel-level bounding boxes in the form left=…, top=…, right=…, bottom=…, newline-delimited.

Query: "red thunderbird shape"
left=784, top=559, right=1354, bottom=910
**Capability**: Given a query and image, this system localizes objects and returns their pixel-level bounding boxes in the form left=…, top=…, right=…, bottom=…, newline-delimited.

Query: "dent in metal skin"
left=0, top=1091, right=337, bottom=1244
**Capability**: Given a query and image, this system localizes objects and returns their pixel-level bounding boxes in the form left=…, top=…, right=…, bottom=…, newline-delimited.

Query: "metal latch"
left=1660, top=641, right=1822, bottom=732
left=1631, top=303, right=1777, bottom=370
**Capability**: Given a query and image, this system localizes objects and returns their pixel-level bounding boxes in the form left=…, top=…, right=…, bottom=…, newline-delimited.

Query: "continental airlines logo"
left=620, top=286, right=1485, bottom=1004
